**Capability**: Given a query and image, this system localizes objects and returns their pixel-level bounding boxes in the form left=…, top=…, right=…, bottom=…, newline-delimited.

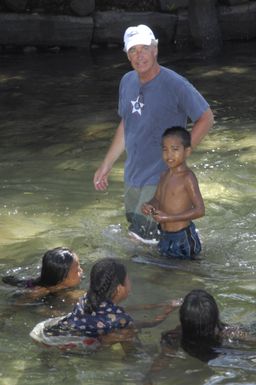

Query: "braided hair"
left=84, top=258, right=127, bottom=313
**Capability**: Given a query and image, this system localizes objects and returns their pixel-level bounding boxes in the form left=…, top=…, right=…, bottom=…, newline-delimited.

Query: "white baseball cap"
left=123, top=24, right=158, bottom=53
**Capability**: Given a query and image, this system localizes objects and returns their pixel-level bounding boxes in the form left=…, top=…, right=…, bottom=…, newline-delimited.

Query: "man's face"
left=127, top=44, right=158, bottom=75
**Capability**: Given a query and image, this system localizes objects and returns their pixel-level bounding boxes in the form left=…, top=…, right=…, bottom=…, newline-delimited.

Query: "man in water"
left=93, top=24, right=213, bottom=244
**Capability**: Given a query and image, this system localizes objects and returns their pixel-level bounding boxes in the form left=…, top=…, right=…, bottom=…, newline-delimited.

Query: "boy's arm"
left=180, top=172, right=205, bottom=220
left=141, top=174, right=164, bottom=215
left=153, top=172, right=205, bottom=223
left=141, top=197, right=160, bottom=216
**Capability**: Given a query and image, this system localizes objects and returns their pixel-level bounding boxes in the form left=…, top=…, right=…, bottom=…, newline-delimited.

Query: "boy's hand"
left=141, top=203, right=156, bottom=216
left=152, top=210, right=169, bottom=223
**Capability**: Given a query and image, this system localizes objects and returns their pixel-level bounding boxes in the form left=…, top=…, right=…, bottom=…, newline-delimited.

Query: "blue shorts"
left=158, top=222, right=201, bottom=260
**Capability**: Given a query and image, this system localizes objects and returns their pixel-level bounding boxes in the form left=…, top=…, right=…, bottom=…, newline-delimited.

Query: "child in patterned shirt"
left=30, top=257, right=180, bottom=351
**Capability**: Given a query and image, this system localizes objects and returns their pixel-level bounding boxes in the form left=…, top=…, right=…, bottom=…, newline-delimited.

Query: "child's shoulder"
left=183, top=167, right=199, bottom=182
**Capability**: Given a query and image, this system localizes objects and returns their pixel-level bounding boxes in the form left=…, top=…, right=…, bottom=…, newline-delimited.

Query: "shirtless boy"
left=141, top=126, right=205, bottom=259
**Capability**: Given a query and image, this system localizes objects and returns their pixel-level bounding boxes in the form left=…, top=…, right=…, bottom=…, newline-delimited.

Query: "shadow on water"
left=0, top=41, right=256, bottom=384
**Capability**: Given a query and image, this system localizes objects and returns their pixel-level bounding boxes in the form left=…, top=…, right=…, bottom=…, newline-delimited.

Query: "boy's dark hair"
left=180, top=289, right=224, bottom=340
left=162, top=126, right=191, bottom=148
left=2, top=247, right=75, bottom=288
left=84, top=258, right=127, bottom=313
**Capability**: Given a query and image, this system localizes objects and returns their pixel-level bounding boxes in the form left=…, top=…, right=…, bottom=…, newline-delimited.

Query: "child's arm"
left=126, top=298, right=182, bottom=312
left=222, top=325, right=256, bottom=345
left=153, top=172, right=205, bottom=223
left=134, top=299, right=181, bottom=329
left=99, top=328, right=142, bottom=355
left=15, top=286, right=51, bottom=303
left=142, top=345, right=177, bottom=385
left=141, top=192, right=161, bottom=216
left=141, top=172, right=165, bottom=215
left=141, top=198, right=159, bottom=216
left=99, top=327, right=136, bottom=345
left=143, top=327, right=181, bottom=384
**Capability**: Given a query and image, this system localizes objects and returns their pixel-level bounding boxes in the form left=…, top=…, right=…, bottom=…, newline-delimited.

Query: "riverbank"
left=0, top=0, right=255, bottom=52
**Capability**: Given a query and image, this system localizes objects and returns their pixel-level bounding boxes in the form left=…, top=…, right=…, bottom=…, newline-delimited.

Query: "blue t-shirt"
left=118, top=66, right=209, bottom=188
left=44, top=293, right=134, bottom=338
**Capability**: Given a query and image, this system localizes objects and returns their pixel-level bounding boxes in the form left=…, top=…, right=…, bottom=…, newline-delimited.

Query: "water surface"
left=0, top=42, right=255, bottom=385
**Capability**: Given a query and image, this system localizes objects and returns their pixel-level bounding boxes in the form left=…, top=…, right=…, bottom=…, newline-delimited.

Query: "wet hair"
left=2, top=247, right=75, bottom=288
left=162, top=126, right=191, bottom=148
left=161, top=290, right=227, bottom=362
left=179, top=289, right=225, bottom=361
left=180, top=289, right=224, bottom=340
left=84, top=258, right=127, bottom=313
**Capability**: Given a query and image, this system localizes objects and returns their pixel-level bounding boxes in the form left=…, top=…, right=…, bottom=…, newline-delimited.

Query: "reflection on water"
left=0, top=42, right=256, bottom=385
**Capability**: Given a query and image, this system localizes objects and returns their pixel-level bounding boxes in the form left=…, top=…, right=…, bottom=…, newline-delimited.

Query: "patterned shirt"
left=44, top=293, right=134, bottom=338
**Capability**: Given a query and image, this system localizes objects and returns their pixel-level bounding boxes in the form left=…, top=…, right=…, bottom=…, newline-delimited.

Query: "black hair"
left=180, top=289, right=224, bottom=340
left=84, top=258, right=127, bottom=313
left=2, top=247, right=75, bottom=288
left=179, top=289, right=225, bottom=362
left=162, top=126, right=191, bottom=148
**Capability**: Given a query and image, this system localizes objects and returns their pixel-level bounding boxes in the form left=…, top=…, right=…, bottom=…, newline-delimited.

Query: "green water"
left=0, top=42, right=255, bottom=385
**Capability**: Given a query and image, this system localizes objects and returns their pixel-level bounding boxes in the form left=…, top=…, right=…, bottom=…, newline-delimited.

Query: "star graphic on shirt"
left=131, top=96, right=144, bottom=115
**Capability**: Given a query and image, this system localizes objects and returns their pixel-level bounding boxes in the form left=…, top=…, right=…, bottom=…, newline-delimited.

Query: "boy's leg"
left=124, top=184, right=160, bottom=242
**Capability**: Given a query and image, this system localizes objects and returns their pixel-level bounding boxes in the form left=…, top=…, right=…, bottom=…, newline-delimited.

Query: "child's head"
left=162, top=126, right=191, bottom=148
left=180, top=289, right=222, bottom=340
left=162, top=127, right=191, bottom=167
left=86, top=258, right=130, bottom=312
left=2, top=247, right=83, bottom=289
left=39, top=247, right=83, bottom=288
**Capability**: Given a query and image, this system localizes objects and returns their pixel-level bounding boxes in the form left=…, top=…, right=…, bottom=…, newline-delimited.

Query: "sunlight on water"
left=0, top=42, right=256, bottom=385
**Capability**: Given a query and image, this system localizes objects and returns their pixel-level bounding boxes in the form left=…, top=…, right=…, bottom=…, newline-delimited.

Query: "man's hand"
left=93, top=165, right=110, bottom=191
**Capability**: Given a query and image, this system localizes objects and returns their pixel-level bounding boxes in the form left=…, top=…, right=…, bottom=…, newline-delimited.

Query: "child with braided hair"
left=30, top=258, right=180, bottom=351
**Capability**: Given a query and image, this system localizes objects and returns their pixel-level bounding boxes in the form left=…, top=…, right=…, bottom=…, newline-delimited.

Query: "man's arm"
left=191, top=108, right=214, bottom=148
left=93, top=119, right=125, bottom=191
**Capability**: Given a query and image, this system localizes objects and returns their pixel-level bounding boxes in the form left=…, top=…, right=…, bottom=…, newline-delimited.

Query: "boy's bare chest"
left=161, top=173, right=186, bottom=195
